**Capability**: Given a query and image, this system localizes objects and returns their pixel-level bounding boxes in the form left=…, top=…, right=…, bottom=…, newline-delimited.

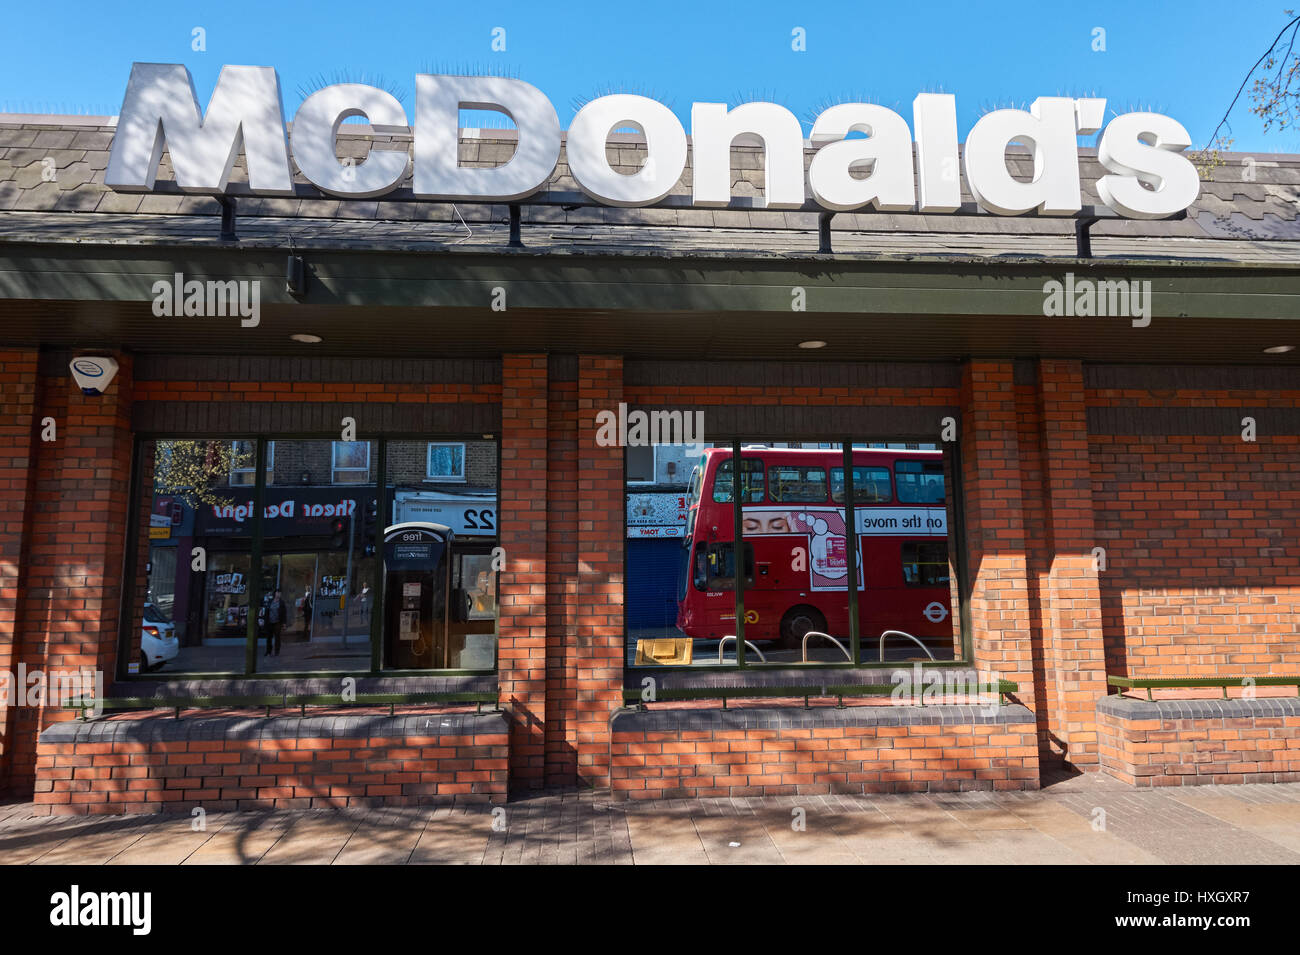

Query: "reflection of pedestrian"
left=301, top=588, right=313, bottom=638
left=265, top=589, right=287, bottom=656
left=358, top=583, right=371, bottom=621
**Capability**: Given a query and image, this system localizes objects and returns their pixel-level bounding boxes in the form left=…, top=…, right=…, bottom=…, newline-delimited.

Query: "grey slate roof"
left=1, top=115, right=1299, bottom=263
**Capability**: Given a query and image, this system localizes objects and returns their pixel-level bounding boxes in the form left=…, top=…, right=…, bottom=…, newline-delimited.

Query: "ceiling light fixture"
left=290, top=333, right=323, bottom=344
left=1263, top=345, right=1295, bottom=354
left=798, top=340, right=827, bottom=349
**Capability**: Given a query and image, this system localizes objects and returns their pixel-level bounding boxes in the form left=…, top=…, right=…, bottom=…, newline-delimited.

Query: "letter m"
left=1096, top=279, right=1128, bottom=318
left=106, top=63, right=293, bottom=194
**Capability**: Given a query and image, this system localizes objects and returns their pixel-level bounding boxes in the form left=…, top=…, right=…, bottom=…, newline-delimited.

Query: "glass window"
left=902, top=540, right=950, bottom=587
left=229, top=439, right=273, bottom=485
left=712, top=458, right=765, bottom=503
left=895, top=460, right=946, bottom=504
left=693, top=541, right=754, bottom=591
left=626, top=445, right=654, bottom=482
left=388, top=439, right=499, bottom=670
left=331, top=441, right=371, bottom=484
left=767, top=465, right=827, bottom=503
left=259, top=440, right=377, bottom=673
left=685, top=463, right=703, bottom=509
left=126, top=438, right=261, bottom=675
left=450, top=551, right=498, bottom=669
left=426, top=442, right=466, bottom=481
left=830, top=466, right=892, bottom=504
left=628, top=438, right=963, bottom=672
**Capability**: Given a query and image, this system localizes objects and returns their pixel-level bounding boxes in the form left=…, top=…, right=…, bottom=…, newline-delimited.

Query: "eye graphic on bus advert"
left=627, top=441, right=960, bottom=668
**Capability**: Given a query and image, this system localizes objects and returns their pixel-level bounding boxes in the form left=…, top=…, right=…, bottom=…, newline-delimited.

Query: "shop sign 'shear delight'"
left=105, top=63, right=1201, bottom=219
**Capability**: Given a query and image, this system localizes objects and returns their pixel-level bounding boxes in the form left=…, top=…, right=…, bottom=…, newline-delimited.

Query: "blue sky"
left=2, top=0, right=1297, bottom=153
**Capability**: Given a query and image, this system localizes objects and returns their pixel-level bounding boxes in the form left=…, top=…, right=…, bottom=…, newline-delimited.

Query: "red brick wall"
left=959, top=363, right=1038, bottom=721
left=498, top=356, right=549, bottom=790
left=6, top=357, right=134, bottom=795
left=1014, top=376, right=1054, bottom=761
left=1035, top=361, right=1107, bottom=767
left=0, top=349, right=39, bottom=792
left=545, top=372, right=579, bottom=785
left=574, top=357, right=625, bottom=787
left=131, top=379, right=501, bottom=407
left=7, top=348, right=1300, bottom=803
left=1097, top=697, right=1300, bottom=787
left=33, top=710, right=508, bottom=815
left=611, top=705, right=1039, bottom=799
left=1089, top=388, right=1300, bottom=677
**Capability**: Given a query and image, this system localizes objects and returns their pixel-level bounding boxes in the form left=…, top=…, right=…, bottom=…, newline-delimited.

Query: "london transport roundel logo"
left=923, top=602, right=949, bottom=623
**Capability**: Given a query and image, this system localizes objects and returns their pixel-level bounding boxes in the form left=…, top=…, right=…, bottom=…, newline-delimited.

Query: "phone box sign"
left=106, top=63, right=1199, bottom=219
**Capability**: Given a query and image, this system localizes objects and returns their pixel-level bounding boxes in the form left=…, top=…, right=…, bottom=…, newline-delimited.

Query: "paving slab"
left=408, top=808, right=493, bottom=865
left=257, top=811, right=362, bottom=865
left=5, top=779, right=1300, bottom=864
left=107, top=815, right=231, bottom=865
left=182, top=816, right=293, bottom=865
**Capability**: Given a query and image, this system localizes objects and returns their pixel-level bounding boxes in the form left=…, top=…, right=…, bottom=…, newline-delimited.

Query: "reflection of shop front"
left=626, top=488, right=688, bottom=629
left=194, top=485, right=378, bottom=646
left=391, top=492, right=500, bottom=668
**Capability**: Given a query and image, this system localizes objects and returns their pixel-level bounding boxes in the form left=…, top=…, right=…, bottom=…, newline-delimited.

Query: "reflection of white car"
left=141, top=604, right=179, bottom=671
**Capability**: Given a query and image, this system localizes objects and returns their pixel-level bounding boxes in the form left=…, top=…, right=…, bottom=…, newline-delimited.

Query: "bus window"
left=895, top=460, right=946, bottom=504
left=712, top=458, right=765, bottom=503
left=767, top=466, right=827, bottom=503
left=902, top=540, right=950, bottom=586
left=686, top=464, right=703, bottom=509
left=830, top=466, right=892, bottom=504
left=695, top=541, right=754, bottom=590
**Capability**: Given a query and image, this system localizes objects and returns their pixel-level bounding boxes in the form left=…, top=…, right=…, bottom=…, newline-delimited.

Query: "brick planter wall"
left=610, top=704, right=1039, bottom=799
left=32, top=710, right=508, bottom=815
left=1097, top=696, right=1300, bottom=787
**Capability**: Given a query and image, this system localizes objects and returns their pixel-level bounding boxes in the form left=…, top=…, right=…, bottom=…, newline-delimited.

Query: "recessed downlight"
left=290, top=333, right=323, bottom=344
left=1263, top=344, right=1295, bottom=354
left=798, top=340, right=827, bottom=349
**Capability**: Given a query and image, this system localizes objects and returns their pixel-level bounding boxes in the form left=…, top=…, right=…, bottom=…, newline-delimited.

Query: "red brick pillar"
left=575, top=357, right=624, bottom=788
left=1036, top=359, right=1107, bottom=768
left=545, top=362, right=579, bottom=786
left=0, top=349, right=40, bottom=794
left=498, top=355, right=549, bottom=791
left=9, top=353, right=133, bottom=795
left=960, top=362, right=1039, bottom=752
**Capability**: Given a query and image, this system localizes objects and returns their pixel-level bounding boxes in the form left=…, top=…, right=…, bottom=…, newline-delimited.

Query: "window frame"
left=901, top=539, right=951, bottom=588
left=830, top=465, right=893, bottom=505
left=895, top=459, right=947, bottom=504
left=711, top=457, right=765, bottom=504
left=625, top=436, right=971, bottom=675
left=426, top=441, right=467, bottom=482
left=229, top=439, right=273, bottom=485
left=331, top=440, right=371, bottom=484
left=118, top=432, right=500, bottom=683
left=766, top=463, right=830, bottom=504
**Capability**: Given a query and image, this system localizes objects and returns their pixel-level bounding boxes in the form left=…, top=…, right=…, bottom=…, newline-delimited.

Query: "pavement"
left=3, top=771, right=1300, bottom=865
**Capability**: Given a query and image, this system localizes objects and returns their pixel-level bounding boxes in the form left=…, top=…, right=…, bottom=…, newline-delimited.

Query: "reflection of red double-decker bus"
left=676, top=447, right=954, bottom=654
